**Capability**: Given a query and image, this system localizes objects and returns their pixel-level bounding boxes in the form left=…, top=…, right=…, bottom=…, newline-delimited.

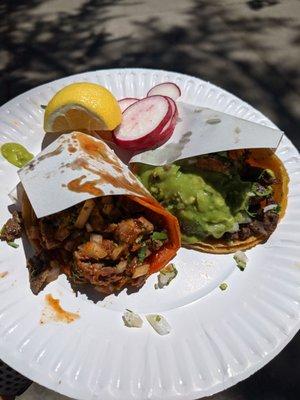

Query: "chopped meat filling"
left=6, top=196, right=168, bottom=295
left=0, top=211, right=22, bottom=242
left=70, top=207, right=160, bottom=294
left=196, top=155, right=231, bottom=174
left=222, top=156, right=280, bottom=242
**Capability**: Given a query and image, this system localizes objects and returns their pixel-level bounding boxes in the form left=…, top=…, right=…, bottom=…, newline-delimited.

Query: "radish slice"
left=164, top=96, right=177, bottom=123
left=156, top=96, right=178, bottom=142
left=156, top=97, right=176, bottom=137
left=113, top=95, right=172, bottom=151
left=147, top=82, right=181, bottom=101
left=118, top=97, right=138, bottom=113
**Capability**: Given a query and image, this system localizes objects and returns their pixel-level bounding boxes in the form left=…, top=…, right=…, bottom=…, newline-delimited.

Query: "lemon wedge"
left=44, top=82, right=122, bottom=133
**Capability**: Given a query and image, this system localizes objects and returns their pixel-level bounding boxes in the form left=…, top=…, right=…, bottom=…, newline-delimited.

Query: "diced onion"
left=233, top=250, right=248, bottom=271
left=155, top=264, right=177, bottom=289
left=132, top=264, right=149, bottom=278
left=111, top=244, right=126, bottom=260
left=90, top=234, right=103, bottom=244
left=122, top=310, right=143, bottom=328
left=116, top=260, right=127, bottom=273
left=146, top=314, right=171, bottom=335
left=75, top=199, right=95, bottom=229
left=263, top=204, right=278, bottom=213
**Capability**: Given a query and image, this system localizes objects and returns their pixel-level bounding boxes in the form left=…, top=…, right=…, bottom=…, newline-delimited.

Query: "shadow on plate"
left=67, top=277, right=143, bottom=304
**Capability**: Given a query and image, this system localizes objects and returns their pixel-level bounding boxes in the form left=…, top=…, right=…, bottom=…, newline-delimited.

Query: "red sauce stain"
left=67, top=175, right=103, bottom=196
left=75, top=132, right=113, bottom=164
left=65, top=133, right=149, bottom=197
left=68, top=144, right=77, bottom=153
left=67, top=158, right=86, bottom=171
left=66, top=157, right=148, bottom=197
left=40, top=294, right=80, bottom=324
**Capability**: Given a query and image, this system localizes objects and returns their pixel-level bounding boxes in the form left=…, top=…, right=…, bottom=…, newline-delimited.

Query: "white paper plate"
left=0, top=69, right=299, bottom=400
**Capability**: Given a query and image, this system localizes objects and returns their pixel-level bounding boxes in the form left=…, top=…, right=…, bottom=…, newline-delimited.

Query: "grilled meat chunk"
left=27, top=253, right=60, bottom=295
left=110, top=217, right=154, bottom=245
left=0, top=211, right=22, bottom=242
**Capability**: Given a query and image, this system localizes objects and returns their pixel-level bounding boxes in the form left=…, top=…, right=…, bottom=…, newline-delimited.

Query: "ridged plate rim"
left=0, top=68, right=299, bottom=400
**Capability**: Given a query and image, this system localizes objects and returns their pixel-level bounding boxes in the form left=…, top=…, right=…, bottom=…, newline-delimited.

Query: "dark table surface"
left=1, top=1, right=300, bottom=399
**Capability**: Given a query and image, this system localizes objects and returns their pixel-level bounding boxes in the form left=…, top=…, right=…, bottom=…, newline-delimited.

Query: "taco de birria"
left=0, top=191, right=180, bottom=295
left=135, top=149, right=289, bottom=253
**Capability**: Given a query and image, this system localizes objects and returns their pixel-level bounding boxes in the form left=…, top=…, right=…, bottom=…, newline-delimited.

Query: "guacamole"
left=1, top=142, right=33, bottom=168
left=138, top=161, right=253, bottom=244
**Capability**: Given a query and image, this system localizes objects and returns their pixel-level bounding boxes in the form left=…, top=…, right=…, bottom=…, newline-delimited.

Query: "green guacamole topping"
left=138, top=161, right=253, bottom=244
left=1, top=142, right=33, bottom=168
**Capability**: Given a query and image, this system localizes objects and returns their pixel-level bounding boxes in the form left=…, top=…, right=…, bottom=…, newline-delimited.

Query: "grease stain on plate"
left=206, top=117, right=221, bottom=125
left=40, top=294, right=80, bottom=325
left=201, top=259, right=215, bottom=268
left=234, top=126, right=241, bottom=143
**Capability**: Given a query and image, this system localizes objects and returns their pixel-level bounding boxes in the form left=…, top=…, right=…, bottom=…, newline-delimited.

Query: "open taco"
left=134, top=148, right=289, bottom=254
left=0, top=189, right=180, bottom=295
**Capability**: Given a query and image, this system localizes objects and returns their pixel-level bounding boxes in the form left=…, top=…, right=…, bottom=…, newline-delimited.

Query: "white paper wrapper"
left=18, top=102, right=282, bottom=218
left=18, top=132, right=149, bottom=218
left=129, top=103, right=283, bottom=165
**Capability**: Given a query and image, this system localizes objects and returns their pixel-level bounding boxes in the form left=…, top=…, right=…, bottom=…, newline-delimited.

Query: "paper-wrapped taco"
left=0, top=132, right=180, bottom=294
left=134, top=148, right=289, bottom=254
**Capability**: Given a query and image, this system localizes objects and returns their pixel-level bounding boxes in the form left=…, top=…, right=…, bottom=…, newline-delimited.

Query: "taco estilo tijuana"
left=135, top=149, right=289, bottom=254
left=0, top=191, right=180, bottom=295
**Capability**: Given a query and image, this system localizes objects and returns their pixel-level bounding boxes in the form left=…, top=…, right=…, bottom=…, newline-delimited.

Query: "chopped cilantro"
left=155, top=315, right=161, bottom=322
left=245, top=206, right=256, bottom=218
left=137, top=246, right=147, bottom=262
left=127, top=254, right=134, bottom=263
left=7, top=241, right=19, bottom=249
left=151, top=231, right=168, bottom=241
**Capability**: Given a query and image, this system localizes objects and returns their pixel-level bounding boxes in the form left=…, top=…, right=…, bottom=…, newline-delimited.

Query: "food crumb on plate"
left=146, top=314, right=171, bottom=335
left=122, top=309, right=143, bottom=328
left=234, top=250, right=248, bottom=271
left=0, top=271, right=8, bottom=279
left=219, top=282, right=228, bottom=291
left=154, top=263, right=177, bottom=289
left=7, top=241, right=19, bottom=248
